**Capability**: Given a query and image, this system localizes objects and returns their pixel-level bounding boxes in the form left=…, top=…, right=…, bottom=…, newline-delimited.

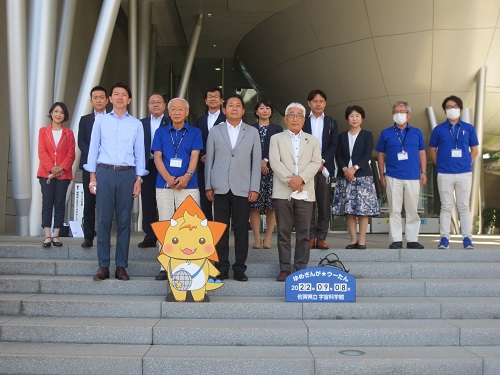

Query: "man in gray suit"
left=205, top=94, right=261, bottom=282
left=269, top=102, right=322, bottom=281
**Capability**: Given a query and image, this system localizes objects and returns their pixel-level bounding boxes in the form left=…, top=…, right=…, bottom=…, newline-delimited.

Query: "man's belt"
left=97, top=163, right=134, bottom=171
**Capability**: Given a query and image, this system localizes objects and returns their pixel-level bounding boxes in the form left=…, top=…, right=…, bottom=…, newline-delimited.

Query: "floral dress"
left=250, top=125, right=274, bottom=211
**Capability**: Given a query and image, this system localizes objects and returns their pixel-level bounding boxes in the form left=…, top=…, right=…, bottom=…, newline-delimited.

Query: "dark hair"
left=307, top=89, right=327, bottom=102
left=109, top=82, right=132, bottom=98
left=205, top=86, right=223, bottom=99
left=223, top=94, right=244, bottom=109
left=48, top=102, right=69, bottom=122
left=442, top=95, right=463, bottom=111
left=345, top=105, right=365, bottom=119
left=254, top=99, right=273, bottom=118
left=90, top=85, right=108, bottom=98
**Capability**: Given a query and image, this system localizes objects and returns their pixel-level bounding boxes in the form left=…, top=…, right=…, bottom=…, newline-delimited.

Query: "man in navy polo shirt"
left=151, top=98, right=203, bottom=280
left=377, top=101, right=427, bottom=249
left=429, top=95, right=479, bottom=250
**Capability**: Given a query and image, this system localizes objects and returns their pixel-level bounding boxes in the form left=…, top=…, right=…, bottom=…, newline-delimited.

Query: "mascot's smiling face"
left=161, top=211, right=216, bottom=260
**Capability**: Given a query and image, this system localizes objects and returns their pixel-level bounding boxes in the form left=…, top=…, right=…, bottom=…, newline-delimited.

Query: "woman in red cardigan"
left=37, top=102, right=76, bottom=247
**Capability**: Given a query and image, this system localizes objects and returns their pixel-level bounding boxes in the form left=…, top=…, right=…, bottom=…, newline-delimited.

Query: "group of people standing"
left=37, top=82, right=478, bottom=284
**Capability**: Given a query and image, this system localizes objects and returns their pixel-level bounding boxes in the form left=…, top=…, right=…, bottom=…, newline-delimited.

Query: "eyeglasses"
left=445, top=105, right=460, bottom=110
left=206, top=95, right=221, bottom=99
left=148, top=100, right=164, bottom=105
left=393, top=111, right=408, bottom=114
left=169, top=108, right=186, bottom=113
left=286, top=114, right=305, bottom=119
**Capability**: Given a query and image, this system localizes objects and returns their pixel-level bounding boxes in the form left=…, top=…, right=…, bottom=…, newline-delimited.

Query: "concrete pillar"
left=53, top=0, right=78, bottom=102
left=177, top=14, right=203, bottom=98
left=6, top=0, right=31, bottom=235
left=129, top=0, right=138, bottom=116
left=27, top=0, right=58, bottom=236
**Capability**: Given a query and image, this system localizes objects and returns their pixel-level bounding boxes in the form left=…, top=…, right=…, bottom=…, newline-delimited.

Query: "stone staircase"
left=1, top=234, right=500, bottom=375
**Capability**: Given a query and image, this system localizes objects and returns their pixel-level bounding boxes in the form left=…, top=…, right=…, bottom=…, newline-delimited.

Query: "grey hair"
left=285, top=102, right=306, bottom=116
left=392, top=101, right=411, bottom=114
left=168, top=97, right=190, bottom=110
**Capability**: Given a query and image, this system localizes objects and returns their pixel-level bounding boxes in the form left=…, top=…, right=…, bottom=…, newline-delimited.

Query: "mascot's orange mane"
left=151, top=195, right=226, bottom=261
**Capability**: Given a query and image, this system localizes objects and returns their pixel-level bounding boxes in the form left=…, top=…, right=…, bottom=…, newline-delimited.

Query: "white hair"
left=285, top=102, right=306, bottom=115
left=168, top=97, right=190, bottom=110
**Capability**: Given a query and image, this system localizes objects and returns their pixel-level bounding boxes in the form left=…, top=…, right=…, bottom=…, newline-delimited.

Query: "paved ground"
left=1, top=232, right=500, bottom=250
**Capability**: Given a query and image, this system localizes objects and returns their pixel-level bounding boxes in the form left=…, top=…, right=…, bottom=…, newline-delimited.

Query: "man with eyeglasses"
left=152, top=98, right=202, bottom=280
left=269, top=103, right=321, bottom=281
left=377, top=101, right=427, bottom=249
left=205, top=94, right=261, bottom=282
left=303, top=89, right=338, bottom=250
left=138, top=94, right=168, bottom=248
left=194, top=87, right=226, bottom=220
left=429, top=95, right=479, bottom=250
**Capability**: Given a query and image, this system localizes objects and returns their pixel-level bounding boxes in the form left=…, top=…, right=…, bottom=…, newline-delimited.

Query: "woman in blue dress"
left=249, top=99, right=283, bottom=249
left=332, top=105, right=379, bottom=249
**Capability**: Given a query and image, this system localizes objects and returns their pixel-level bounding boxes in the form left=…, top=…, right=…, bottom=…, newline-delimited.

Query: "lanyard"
left=393, top=125, right=409, bottom=151
left=449, top=124, right=461, bottom=149
left=169, top=128, right=187, bottom=158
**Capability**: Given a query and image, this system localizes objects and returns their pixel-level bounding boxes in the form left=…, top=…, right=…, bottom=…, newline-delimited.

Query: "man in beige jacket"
left=269, top=102, right=322, bottom=281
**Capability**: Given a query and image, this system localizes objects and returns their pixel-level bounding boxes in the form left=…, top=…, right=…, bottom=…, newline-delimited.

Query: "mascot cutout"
left=151, top=195, right=227, bottom=302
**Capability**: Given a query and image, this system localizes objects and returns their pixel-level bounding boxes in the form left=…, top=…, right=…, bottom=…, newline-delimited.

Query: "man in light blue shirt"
left=84, top=82, right=147, bottom=281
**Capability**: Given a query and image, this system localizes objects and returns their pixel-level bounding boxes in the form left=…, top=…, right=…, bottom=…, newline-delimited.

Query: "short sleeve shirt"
left=376, top=124, right=425, bottom=180
left=429, top=119, right=479, bottom=174
left=151, top=123, right=203, bottom=189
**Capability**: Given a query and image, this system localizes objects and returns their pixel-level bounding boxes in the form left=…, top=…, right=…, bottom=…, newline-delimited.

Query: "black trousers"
left=310, top=171, right=331, bottom=240
left=197, top=171, right=213, bottom=221
left=213, top=191, right=249, bottom=275
left=82, top=170, right=96, bottom=241
left=140, top=159, right=159, bottom=242
left=39, top=178, right=70, bottom=229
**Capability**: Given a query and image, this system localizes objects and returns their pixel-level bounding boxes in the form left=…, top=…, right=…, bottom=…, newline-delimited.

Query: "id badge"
left=451, top=149, right=462, bottom=158
left=397, top=151, right=408, bottom=161
left=170, top=158, right=182, bottom=168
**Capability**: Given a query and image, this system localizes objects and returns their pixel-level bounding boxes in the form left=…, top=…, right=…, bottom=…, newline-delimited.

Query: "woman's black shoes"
left=345, top=243, right=358, bottom=249
left=42, top=237, right=52, bottom=248
left=52, top=237, right=63, bottom=247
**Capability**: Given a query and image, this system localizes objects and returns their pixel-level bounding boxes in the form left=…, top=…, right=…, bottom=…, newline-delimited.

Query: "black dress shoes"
left=234, top=273, right=248, bottom=282
left=216, top=271, right=229, bottom=281
left=42, top=237, right=52, bottom=248
left=81, top=239, right=93, bottom=248
left=407, top=242, right=424, bottom=249
left=138, top=240, right=157, bottom=248
left=155, top=270, right=168, bottom=280
left=389, top=241, right=403, bottom=249
left=93, top=267, right=109, bottom=281
left=115, top=267, right=130, bottom=281
left=345, top=243, right=358, bottom=249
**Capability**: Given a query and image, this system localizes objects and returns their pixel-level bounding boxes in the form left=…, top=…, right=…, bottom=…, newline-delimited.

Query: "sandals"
left=252, top=240, right=262, bottom=249
left=52, top=236, right=63, bottom=247
left=42, top=237, right=52, bottom=248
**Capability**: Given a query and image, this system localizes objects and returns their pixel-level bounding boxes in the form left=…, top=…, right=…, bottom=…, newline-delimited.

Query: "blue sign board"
left=285, top=266, right=356, bottom=302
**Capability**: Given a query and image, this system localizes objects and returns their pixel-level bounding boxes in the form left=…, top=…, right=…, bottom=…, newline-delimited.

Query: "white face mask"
left=393, top=113, right=407, bottom=125
left=446, top=108, right=461, bottom=121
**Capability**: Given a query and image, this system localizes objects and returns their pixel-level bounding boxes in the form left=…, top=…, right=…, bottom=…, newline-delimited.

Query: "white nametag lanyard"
left=169, top=128, right=187, bottom=168
left=449, top=124, right=462, bottom=158
left=394, top=126, right=409, bottom=162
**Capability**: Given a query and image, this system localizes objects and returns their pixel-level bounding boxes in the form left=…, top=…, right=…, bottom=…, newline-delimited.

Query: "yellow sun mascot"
left=151, top=196, right=226, bottom=302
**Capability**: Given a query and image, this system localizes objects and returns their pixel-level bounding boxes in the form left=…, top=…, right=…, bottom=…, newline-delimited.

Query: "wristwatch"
left=354, top=165, right=360, bottom=171
left=136, top=176, right=143, bottom=183
left=421, top=171, right=427, bottom=175
left=186, top=171, right=194, bottom=178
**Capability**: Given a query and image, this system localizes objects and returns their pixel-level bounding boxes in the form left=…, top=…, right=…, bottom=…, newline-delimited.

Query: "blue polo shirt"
left=429, top=119, right=479, bottom=174
left=376, top=124, right=425, bottom=180
left=151, top=122, right=203, bottom=189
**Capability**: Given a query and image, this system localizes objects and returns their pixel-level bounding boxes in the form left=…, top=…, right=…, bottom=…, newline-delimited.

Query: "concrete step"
left=3, top=244, right=500, bottom=263
left=4, top=293, right=500, bottom=320
left=0, top=342, right=498, bottom=375
left=2, top=317, right=500, bottom=347
left=3, top=275, right=500, bottom=298
left=2, top=257, right=500, bottom=279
